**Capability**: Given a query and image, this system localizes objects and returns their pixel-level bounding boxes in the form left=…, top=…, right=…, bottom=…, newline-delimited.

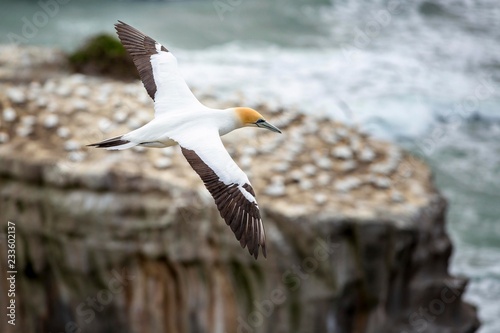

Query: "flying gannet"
left=88, top=21, right=281, bottom=259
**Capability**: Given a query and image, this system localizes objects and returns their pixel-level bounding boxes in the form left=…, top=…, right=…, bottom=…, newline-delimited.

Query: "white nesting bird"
left=88, top=21, right=282, bottom=259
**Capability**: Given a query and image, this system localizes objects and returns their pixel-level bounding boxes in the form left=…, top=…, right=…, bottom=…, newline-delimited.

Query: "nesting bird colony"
left=0, top=77, right=433, bottom=222
left=0, top=46, right=434, bottom=225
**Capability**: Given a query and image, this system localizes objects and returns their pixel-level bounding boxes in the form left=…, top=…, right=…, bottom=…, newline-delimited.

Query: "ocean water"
left=1, top=0, right=499, bottom=331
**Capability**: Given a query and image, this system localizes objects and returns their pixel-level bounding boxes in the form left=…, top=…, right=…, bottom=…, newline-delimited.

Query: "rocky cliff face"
left=0, top=46, right=479, bottom=333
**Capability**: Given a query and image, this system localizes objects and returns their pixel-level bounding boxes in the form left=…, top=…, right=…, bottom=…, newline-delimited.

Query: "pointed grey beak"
left=256, top=120, right=282, bottom=133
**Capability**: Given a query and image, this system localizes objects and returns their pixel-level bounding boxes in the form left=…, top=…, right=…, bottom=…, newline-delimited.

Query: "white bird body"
left=120, top=107, right=240, bottom=148
left=88, top=21, right=282, bottom=259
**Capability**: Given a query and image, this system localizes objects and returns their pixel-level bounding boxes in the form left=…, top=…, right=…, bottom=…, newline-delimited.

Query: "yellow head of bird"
left=234, top=107, right=282, bottom=133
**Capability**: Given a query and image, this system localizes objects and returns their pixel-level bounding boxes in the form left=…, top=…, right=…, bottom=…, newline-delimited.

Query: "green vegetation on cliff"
left=68, top=34, right=138, bottom=80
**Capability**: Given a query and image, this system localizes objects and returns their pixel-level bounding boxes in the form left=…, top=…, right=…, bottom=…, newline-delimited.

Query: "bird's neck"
left=217, top=109, right=242, bottom=136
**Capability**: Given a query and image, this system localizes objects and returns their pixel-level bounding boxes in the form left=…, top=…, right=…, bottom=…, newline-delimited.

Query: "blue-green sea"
left=1, top=0, right=499, bottom=331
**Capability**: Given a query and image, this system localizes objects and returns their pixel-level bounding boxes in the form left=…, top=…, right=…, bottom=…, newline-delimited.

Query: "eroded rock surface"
left=0, top=46, right=479, bottom=333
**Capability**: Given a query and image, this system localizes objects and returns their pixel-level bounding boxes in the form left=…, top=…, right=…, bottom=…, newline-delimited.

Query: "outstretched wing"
left=115, top=21, right=201, bottom=116
left=176, top=131, right=266, bottom=259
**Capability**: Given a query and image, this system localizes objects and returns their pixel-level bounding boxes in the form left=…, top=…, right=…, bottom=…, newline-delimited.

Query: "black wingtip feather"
left=181, top=147, right=267, bottom=259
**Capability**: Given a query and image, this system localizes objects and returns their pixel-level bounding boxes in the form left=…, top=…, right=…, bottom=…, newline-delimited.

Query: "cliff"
left=0, top=45, right=479, bottom=333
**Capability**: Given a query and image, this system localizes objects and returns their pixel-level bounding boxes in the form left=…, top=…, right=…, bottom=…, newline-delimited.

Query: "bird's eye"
left=256, top=119, right=265, bottom=124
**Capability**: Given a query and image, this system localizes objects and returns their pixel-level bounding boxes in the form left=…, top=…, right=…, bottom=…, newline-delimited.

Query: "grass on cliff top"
left=68, top=34, right=139, bottom=81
